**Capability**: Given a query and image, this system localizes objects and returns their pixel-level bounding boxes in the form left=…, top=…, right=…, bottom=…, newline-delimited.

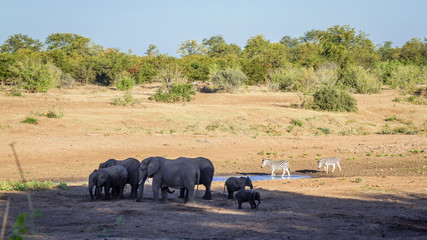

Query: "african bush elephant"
left=99, top=158, right=140, bottom=198
left=136, top=156, right=200, bottom=203
left=177, top=157, right=214, bottom=200
left=89, top=165, right=128, bottom=200
left=235, top=189, right=261, bottom=209
left=223, top=177, right=253, bottom=199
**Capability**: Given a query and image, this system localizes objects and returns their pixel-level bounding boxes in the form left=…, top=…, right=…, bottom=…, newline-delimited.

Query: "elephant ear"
left=98, top=171, right=109, bottom=185
left=147, top=158, right=160, bottom=177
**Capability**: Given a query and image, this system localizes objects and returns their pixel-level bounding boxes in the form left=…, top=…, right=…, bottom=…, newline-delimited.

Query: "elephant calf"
left=235, top=189, right=261, bottom=209
left=223, top=177, right=253, bottom=199
left=98, top=158, right=140, bottom=199
left=89, top=165, right=128, bottom=200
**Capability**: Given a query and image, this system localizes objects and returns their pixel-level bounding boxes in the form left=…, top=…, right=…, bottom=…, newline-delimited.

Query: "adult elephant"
left=136, top=156, right=200, bottom=203
left=88, top=165, right=128, bottom=200
left=177, top=157, right=214, bottom=200
left=99, top=158, right=140, bottom=198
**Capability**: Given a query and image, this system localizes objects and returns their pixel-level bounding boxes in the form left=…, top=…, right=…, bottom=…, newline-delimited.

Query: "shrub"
left=150, top=83, right=196, bottom=103
left=339, top=65, right=381, bottom=94
left=310, top=86, right=358, bottom=112
left=10, top=59, right=57, bottom=93
left=112, top=91, right=137, bottom=106
left=212, top=68, right=247, bottom=93
left=21, top=117, right=38, bottom=124
left=291, top=118, right=303, bottom=127
left=386, top=64, right=426, bottom=91
left=115, top=72, right=135, bottom=91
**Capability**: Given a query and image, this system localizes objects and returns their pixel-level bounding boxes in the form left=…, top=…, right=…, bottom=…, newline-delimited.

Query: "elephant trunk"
left=136, top=177, right=146, bottom=202
left=89, top=182, right=94, bottom=199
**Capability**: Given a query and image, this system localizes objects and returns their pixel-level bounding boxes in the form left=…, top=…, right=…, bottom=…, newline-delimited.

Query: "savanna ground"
left=0, top=84, right=426, bottom=239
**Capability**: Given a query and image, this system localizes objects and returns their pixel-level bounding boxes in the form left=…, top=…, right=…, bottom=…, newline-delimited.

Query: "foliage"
left=112, top=91, right=137, bottom=106
left=1, top=34, right=43, bottom=53
left=310, top=85, right=358, bottom=112
left=115, top=72, right=135, bottom=91
left=150, top=83, right=195, bottom=103
left=0, top=180, right=53, bottom=191
left=203, top=35, right=242, bottom=58
left=45, top=33, right=92, bottom=55
left=212, top=68, right=247, bottom=93
left=177, top=40, right=207, bottom=57
left=9, top=58, right=57, bottom=93
left=20, top=117, right=38, bottom=124
left=385, top=64, right=426, bottom=91
left=338, top=65, right=382, bottom=94
left=399, top=38, right=427, bottom=66
left=56, top=182, right=68, bottom=190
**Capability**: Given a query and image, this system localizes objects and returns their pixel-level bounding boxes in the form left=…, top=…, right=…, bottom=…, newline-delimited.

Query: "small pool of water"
left=213, top=174, right=311, bottom=182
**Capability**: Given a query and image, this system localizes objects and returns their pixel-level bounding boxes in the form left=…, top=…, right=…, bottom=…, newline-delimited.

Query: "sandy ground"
left=0, top=84, right=426, bottom=239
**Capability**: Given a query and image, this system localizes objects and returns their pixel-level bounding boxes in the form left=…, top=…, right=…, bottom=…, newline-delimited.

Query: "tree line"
left=0, top=24, right=426, bottom=96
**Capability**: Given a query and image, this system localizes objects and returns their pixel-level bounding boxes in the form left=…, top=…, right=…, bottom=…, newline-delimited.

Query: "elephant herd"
left=89, top=156, right=214, bottom=204
left=88, top=156, right=259, bottom=209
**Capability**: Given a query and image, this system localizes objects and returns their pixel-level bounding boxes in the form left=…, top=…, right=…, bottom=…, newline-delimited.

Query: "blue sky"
left=1, top=0, right=426, bottom=57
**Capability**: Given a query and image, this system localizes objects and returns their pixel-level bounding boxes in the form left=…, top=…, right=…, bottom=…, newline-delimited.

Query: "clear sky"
left=1, top=0, right=426, bottom=57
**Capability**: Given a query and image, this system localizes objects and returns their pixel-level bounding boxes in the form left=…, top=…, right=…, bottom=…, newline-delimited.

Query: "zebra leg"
left=337, top=163, right=341, bottom=172
left=271, top=169, right=275, bottom=176
left=331, top=164, right=336, bottom=173
left=287, top=168, right=290, bottom=178
left=325, top=165, right=328, bottom=173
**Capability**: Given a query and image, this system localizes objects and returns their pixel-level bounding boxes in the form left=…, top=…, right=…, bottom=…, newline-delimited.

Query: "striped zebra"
left=318, top=156, right=341, bottom=173
left=261, top=159, right=290, bottom=178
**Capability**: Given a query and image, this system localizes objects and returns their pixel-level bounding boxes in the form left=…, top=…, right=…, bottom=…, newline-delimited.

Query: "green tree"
left=319, top=25, right=378, bottom=68
left=399, top=38, right=427, bottom=66
left=1, top=34, right=43, bottom=53
left=45, top=33, right=92, bottom=55
left=177, top=40, right=207, bottom=57
left=377, top=41, right=400, bottom=62
left=202, top=35, right=242, bottom=58
left=242, top=35, right=288, bottom=84
left=145, top=44, right=160, bottom=56
left=280, top=36, right=300, bottom=48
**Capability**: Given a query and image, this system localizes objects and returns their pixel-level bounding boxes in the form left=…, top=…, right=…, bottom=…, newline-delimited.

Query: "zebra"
left=261, top=159, right=290, bottom=178
left=318, top=156, right=341, bottom=173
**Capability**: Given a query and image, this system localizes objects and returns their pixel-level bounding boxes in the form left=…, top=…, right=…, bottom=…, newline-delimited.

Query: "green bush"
left=339, top=65, right=381, bottom=94
left=10, top=59, right=57, bottom=93
left=386, top=64, right=426, bottom=91
left=0, top=180, right=53, bottom=191
left=21, top=117, right=38, bottom=124
left=310, top=86, right=358, bottom=112
left=212, top=68, right=247, bottom=93
left=150, top=83, right=196, bottom=103
left=112, top=91, right=137, bottom=106
left=115, top=72, right=135, bottom=91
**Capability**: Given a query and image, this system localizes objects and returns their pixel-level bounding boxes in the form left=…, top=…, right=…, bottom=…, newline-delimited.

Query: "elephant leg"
left=119, top=185, right=125, bottom=199
left=238, top=199, right=243, bottom=209
left=161, top=187, right=168, bottom=202
left=178, top=188, right=185, bottom=198
left=202, top=184, right=212, bottom=200
left=104, top=186, right=111, bottom=200
left=227, top=186, right=233, bottom=199
left=184, top=188, right=193, bottom=203
left=249, top=198, right=256, bottom=209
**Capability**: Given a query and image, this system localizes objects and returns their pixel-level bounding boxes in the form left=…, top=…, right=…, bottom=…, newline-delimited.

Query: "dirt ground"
left=0, top=84, right=426, bottom=239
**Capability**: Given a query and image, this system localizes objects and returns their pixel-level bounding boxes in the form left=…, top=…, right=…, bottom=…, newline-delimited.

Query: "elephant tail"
left=223, top=184, right=226, bottom=196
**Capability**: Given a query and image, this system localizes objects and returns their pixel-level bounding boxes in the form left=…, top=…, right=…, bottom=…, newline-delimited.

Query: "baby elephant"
left=223, top=177, right=253, bottom=199
left=88, top=165, right=128, bottom=200
left=235, top=189, right=261, bottom=209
